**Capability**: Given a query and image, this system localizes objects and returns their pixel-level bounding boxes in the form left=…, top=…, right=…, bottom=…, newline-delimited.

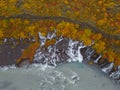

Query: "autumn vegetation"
left=0, top=0, right=120, bottom=67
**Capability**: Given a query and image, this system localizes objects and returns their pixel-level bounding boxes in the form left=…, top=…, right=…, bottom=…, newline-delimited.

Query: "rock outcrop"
left=15, top=31, right=120, bottom=83
left=33, top=32, right=84, bottom=66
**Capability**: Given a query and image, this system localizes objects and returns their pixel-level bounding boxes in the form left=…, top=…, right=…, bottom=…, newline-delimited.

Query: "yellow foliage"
left=84, top=38, right=92, bottom=46
left=57, top=21, right=66, bottom=30
left=1, top=20, right=8, bottom=28
left=23, top=3, right=31, bottom=9
left=45, top=39, right=56, bottom=48
left=97, top=1, right=103, bottom=6
left=81, top=34, right=92, bottom=45
left=57, top=21, right=78, bottom=38
left=64, top=0, right=69, bottom=4
left=25, top=25, right=36, bottom=35
left=114, top=54, right=120, bottom=66
left=28, top=25, right=36, bottom=31
left=108, top=51, right=116, bottom=62
left=19, top=32, right=26, bottom=39
left=103, top=49, right=116, bottom=63
left=0, top=1, right=7, bottom=8
left=9, top=18, right=15, bottom=24
left=92, top=33, right=103, bottom=41
left=84, top=28, right=92, bottom=37
left=0, top=0, right=120, bottom=67
left=104, top=2, right=116, bottom=7
left=0, top=30, right=4, bottom=38
left=93, top=41, right=105, bottom=53
left=41, top=32, right=47, bottom=37
left=23, top=20, right=30, bottom=25
left=97, top=18, right=107, bottom=26
left=16, top=42, right=40, bottom=63
left=9, top=19, right=22, bottom=25
left=71, top=29, right=78, bottom=39
left=9, top=0, right=17, bottom=3
left=114, top=29, right=120, bottom=34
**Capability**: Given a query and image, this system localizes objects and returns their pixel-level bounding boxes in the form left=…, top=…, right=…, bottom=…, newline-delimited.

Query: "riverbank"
left=0, top=44, right=29, bottom=66
left=0, top=34, right=120, bottom=83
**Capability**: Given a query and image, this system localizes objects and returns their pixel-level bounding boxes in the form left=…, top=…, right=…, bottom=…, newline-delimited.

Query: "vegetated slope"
left=0, top=0, right=120, bottom=67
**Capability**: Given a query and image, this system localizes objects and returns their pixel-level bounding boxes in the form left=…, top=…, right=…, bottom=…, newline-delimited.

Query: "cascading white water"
left=34, top=32, right=86, bottom=66
left=110, top=66, right=120, bottom=80
left=66, top=40, right=84, bottom=62
left=34, top=32, right=120, bottom=80
left=0, top=31, right=120, bottom=90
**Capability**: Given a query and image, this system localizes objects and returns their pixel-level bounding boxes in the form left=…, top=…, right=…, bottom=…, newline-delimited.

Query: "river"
left=0, top=62, right=119, bottom=90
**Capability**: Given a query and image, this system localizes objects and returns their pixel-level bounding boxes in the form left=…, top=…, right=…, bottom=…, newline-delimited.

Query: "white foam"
left=102, top=63, right=114, bottom=74
left=67, top=40, right=84, bottom=63
left=4, top=38, right=7, bottom=43
left=70, top=72, right=80, bottom=84
left=38, top=32, right=47, bottom=46
left=0, top=66, right=9, bottom=71
left=94, top=54, right=102, bottom=63
left=0, top=64, right=16, bottom=71
left=0, top=62, right=119, bottom=90
left=110, top=66, right=120, bottom=79
left=47, top=31, right=56, bottom=40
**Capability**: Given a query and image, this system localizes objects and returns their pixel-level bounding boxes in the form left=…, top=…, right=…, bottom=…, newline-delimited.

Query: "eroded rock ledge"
left=26, top=31, right=120, bottom=81
left=0, top=31, right=120, bottom=83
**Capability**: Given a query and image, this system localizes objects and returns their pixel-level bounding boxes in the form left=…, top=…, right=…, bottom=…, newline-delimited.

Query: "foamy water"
left=0, top=62, right=119, bottom=90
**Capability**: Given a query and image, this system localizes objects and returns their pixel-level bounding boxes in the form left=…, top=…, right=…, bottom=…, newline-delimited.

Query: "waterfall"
left=33, top=31, right=120, bottom=81
left=34, top=32, right=85, bottom=66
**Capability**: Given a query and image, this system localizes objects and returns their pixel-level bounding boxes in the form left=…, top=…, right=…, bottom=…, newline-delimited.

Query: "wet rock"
left=110, top=66, right=120, bottom=80
left=33, top=37, right=70, bottom=66
left=0, top=44, right=29, bottom=66
left=47, top=31, right=56, bottom=40
left=16, top=58, right=30, bottom=68
left=38, top=32, right=47, bottom=46
left=34, top=33, right=84, bottom=66
left=97, top=58, right=109, bottom=68
left=80, top=46, right=95, bottom=61
left=101, top=62, right=114, bottom=74
left=55, top=37, right=69, bottom=51
left=93, top=54, right=102, bottom=63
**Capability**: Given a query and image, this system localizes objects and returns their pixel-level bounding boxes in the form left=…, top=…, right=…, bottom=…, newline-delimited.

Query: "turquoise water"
left=0, top=62, right=119, bottom=90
